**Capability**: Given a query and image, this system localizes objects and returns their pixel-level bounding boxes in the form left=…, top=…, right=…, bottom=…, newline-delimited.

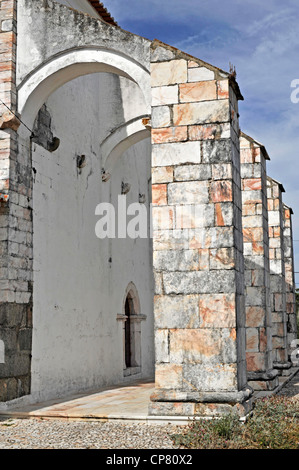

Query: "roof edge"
left=267, top=176, right=285, bottom=193
left=240, top=131, right=270, bottom=161
left=151, top=39, right=244, bottom=101
left=87, top=1, right=118, bottom=26
left=283, top=203, right=294, bottom=214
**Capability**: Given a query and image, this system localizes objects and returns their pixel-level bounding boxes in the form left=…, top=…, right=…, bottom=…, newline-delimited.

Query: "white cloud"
left=245, top=9, right=293, bottom=36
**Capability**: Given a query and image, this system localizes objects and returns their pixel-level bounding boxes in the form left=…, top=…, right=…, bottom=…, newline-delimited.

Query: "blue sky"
left=104, top=0, right=299, bottom=286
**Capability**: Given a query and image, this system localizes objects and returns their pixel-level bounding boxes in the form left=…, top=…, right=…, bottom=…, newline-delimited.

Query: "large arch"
left=18, top=47, right=151, bottom=131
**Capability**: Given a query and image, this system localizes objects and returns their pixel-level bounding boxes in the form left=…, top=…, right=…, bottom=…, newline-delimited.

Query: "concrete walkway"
left=0, top=379, right=160, bottom=423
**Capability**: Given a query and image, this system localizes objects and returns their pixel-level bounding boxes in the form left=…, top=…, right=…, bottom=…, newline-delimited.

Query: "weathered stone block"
left=188, top=66, right=215, bottom=82
left=242, top=215, right=263, bottom=228
left=162, top=270, right=237, bottom=295
left=152, top=141, right=201, bottom=167
left=0, top=328, right=17, bottom=353
left=155, top=363, right=183, bottom=389
left=214, top=203, right=234, bottom=226
left=198, top=249, right=210, bottom=270
left=1, top=19, right=14, bottom=32
left=221, top=328, right=238, bottom=363
left=217, top=80, right=229, bottom=99
left=175, top=204, right=214, bottom=229
left=242, top=178, right=262, bottom=191
left=245, top=286, right=265, bottom=307
left=246, top=328, right=259, bottom=352
left=152, top=184, right=167, bottom=206
left=212, top=163, right=233, bottom=180
left=1, top=351, right=31, bottom=377
left=199, top=293, right=236, bottom=328
left=154, top=272, right=163, bottom=295
left=152, top=85, right=178, bottom=106
left=151, top=106, right=171, bottom=129
left=153, top=229, right=189, bottom=251
left=209, top=247, right=235, bottom=270
left=210, top=180, right=233, bottom=202
left=268, top=210, right=280, bottom=226
left=148, top=401, right=195, bottom=416
left=202, top=139, right=232, bottom=163
left=179, top=81, right=217, bottom=103
left=168, top=181, right=209, bottom=205
left=154, top=294, right=201, bottom=329
left=152, top=206, right=174, bottom=230
left=182, top=363, right=238, bottom=392
left=174, top=164, right=211, bottom=182
left=151, top=60, right=187, bottom=86
left=153, top=249, right=199, bottom=271
left=246, top=352, right=266, bottom=372
left=243, top=227, right=264, bottom=244
left=251, top=269, right=265, bottom=287
left=173, top=100, right=229, bottom=126
left=169, top=329, right=222, bottom=364
left=18, top=328, right=32, bottom=351
left=152, top=126, right=187, bottom=143
left=189, top=226, right=234, bottom=250
left=152, top=166, right=173, bottom=184
left=270, top=259, right=283, bottom=275
left=155, top=329, right=169, bottom=363
left=188, top=123, right=230, bottom=141
left=151, top=46, right=176, bottom=62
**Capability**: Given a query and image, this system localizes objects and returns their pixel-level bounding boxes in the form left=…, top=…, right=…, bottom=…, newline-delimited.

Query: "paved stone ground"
left=0, top=371, right=298, bottom=449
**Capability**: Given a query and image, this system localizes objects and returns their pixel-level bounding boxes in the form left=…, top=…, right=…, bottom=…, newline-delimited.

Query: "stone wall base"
left=149, top=388, right=254, bottom=417
left=248, top=378, right=279, bottom=391
left=0, top=375, right=30, bottom=402
left=273, top=361, right=292, bottom=376
left=247, top=369, right=279, bottom=391
left=149, top=398, right=253, bottom=418
left=0, top=302, right=32, bottom=402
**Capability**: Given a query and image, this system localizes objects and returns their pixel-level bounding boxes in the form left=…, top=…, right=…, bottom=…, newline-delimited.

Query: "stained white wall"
left=31, top=72, right=154, bottom=402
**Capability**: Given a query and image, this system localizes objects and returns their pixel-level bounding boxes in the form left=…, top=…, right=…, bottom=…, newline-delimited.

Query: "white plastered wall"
left=30, top=72, right=154, bottom=402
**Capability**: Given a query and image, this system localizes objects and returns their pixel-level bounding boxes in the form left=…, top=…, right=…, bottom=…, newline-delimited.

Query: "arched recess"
left=122, top=282, right=141, bottom=318
left=117, top=282, right=147, bottom=377
left=18, top=47, right=153, bottom=399
left=18, top=48, right=151, bottom=131
left=101, top=116, right=151, bottom=179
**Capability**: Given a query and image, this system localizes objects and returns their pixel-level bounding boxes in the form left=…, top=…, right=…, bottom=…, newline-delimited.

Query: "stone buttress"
left=149, top=41, right=253, bottom=417
left=266, top=177, right=291, bottom=375
left=283, top=204, right=298, bottom=359
left=240, top=133, right=278, bottom=391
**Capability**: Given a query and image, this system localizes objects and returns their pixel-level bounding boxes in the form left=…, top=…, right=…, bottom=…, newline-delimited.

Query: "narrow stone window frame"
left=117, top=282, right=146, bottom=377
